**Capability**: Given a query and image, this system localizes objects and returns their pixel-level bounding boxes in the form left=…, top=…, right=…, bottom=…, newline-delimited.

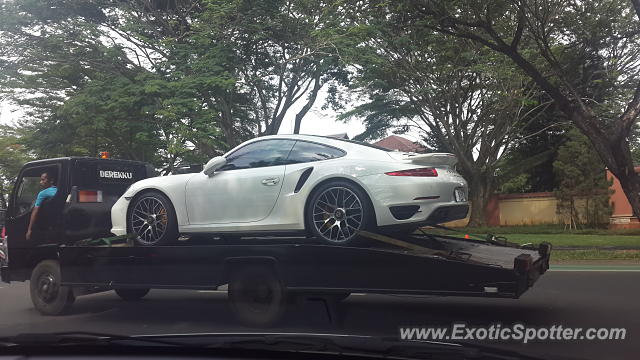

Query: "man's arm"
left=26, top=206, right=40, bottom=241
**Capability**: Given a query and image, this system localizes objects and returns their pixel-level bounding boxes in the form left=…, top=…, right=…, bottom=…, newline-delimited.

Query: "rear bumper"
left=379, top=204, right=469, bottom=232
left=359, top=173, right=468, bottom=227
left=424, top=204, right=469, bottom=224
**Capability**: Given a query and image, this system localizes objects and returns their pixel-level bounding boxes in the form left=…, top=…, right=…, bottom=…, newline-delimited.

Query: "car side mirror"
left=203, top=156, right=227, bottom=176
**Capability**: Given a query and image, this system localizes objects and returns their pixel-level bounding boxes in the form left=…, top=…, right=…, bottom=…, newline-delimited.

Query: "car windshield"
left=1, top=1, right=639, bottom=360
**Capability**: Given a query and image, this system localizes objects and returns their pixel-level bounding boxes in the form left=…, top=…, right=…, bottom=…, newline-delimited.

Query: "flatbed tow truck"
left=1, top=156, right=551, bottom=326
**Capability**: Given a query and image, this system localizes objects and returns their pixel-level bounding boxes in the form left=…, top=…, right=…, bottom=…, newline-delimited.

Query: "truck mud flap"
left=1, top=266, right=9, bottom=283
left=514, top=242, right=552, bottom=297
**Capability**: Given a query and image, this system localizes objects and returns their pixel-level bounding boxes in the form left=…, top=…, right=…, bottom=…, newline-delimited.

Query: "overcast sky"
left=0, top=91, right=423, bottom=143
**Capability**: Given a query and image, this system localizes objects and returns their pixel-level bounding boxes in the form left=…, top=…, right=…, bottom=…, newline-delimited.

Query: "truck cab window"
left=15, top=176, right=41, bottom=216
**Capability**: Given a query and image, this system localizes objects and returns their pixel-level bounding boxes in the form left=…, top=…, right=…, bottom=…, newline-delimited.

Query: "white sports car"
left=111, top=134, right=469, bottom=246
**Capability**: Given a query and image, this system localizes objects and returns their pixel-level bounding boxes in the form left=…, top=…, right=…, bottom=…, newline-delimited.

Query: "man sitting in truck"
left=25, top=172, right=57, bottom=241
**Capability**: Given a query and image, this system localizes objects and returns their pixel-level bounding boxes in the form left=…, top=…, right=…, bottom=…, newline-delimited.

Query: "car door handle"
left=261, top=177, right=280, bottom=186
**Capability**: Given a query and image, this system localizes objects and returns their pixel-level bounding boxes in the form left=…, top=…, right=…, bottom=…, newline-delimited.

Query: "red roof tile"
left=372, top=135, right=426, bottom=153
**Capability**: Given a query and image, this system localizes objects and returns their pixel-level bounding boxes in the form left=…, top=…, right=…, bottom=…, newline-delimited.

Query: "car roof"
left=250, top=134, right=392, bottom=154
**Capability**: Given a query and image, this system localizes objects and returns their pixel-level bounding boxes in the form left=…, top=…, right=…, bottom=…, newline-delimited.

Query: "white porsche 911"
left=111, top=134, right=469, bottom=246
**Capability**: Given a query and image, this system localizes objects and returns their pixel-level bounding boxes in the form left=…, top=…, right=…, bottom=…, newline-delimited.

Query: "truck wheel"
left=129, top=191, right=178, bottom=246
left=30, top=260, right=75, bottom=315
left=228, top=265, right=286, bottom=327
left=307, top=180, right=374, bottom=246
left=114, top=288, right=150, bottom=301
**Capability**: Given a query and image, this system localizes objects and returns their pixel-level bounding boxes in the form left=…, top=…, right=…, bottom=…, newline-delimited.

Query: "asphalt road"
left=0, top=270, right=638, bottom=360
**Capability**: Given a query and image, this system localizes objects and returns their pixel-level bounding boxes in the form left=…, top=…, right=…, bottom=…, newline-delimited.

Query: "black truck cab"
left=3, top=157, right=153, bottom=282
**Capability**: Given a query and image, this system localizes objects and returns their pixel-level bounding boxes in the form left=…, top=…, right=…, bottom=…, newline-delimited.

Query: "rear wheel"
left=30, top=260, right=75, bottom=315
left=115, top=288, right=150, bottom=301
left=129, top=192, right=178, bottom=246
left=306, top=180, right=374, bottom=246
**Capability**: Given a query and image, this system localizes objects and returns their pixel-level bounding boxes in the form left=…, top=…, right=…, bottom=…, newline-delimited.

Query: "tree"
left=339, top=16, right=550, bottom=225
left=554, top=128, right=613, bottom=228
left=0, top=0, right=349, bottom=169
left=396, top=0, right=640, bottom=220
left=189, top=0, right=349, bottom=139
left=0, top=0, right=187, bottom=170
left=0, top=126, right=33, bottom=208
left=495, top=106, right=570, bottom=193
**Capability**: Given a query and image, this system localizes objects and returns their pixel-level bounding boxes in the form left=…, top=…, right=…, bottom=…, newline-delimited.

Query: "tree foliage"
left=0, top=125, right=33, bottom=208
left=394, top=0, right=640, bottom=219
left=0, top=0, right=348, bottom=172
left=554, top=128, right=613, bottom=228
left=337, top=8, right=550, bottom=225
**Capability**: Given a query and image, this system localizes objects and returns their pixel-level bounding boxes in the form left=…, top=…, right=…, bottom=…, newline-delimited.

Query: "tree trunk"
left=612, top=168, right=640, bottom=220
left=294, top=73, right=322, bottom=134
left=467, top=174, right=494, bottom=227
left=502, top=46, right=640, bottom=220
left=209, top=96, right=237, bottom=148
left=578, top=120, right=640, bottom=220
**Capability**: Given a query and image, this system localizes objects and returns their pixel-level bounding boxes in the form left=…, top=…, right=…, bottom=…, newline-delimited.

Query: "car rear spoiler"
left=387, top=152, right=458, bottom=167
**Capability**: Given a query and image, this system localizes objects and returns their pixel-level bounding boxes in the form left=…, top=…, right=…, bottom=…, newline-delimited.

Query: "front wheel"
left=30, top=260, right=75, bottom=315
left=306, top=180, right=374, bottom=246
left=129, top=191, right=178, bottom=246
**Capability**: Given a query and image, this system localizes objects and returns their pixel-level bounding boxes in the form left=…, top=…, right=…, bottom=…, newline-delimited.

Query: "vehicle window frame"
left=285, top=140, right=347, bottom=165
left=9, top=164, right=62, bottom=218
left=219, top=139, right=297, bottom=172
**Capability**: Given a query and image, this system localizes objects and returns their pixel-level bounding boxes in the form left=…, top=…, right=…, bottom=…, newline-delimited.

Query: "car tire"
left=128, top=191, right=178, bottom=246
left=228, top=265, right=286, bottom=327
left=114, top=288, right=150, bottom=301
left=30, top=260, right=75, bottom=315
left=306, top=180, right=374, bottom=246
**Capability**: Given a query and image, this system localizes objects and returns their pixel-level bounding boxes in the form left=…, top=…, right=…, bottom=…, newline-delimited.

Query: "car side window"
left=286, top=141, right=346, bottom=164
left=221, top=139, right=296, bottom=170
left=15, top=176, right=41, bottom=216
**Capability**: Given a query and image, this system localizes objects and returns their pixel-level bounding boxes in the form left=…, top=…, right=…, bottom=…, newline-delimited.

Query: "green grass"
left=551, top=249, right=640, bottom=261
left=423, top=225, right=640, bottom=248
left=436, top=224, right=640, bottom=236
left=484, top=233, right=640, bottom=248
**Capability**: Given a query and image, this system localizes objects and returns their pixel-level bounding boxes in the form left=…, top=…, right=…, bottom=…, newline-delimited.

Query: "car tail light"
left=385, top=168, right=438, bottom=177
left=78, top=190, right=103, bottom=203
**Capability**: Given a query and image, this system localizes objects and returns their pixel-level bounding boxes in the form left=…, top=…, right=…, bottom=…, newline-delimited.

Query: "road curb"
left=553, top=246, right=640, bottom=250
left=550, top=265, right=640, bottom=271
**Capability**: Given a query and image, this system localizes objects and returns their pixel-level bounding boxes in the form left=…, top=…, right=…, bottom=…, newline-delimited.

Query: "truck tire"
left=114, top=288, right=150, bottom=301
left=30, top=260, right=75, bottom=315
left=228, top=265, right=286, bottom=327
left=129, top=191, right=178, bottom=246
left=306, top=180, right=375, bottom=246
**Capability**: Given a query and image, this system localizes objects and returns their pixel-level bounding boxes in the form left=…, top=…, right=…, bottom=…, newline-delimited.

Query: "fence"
left=443, top=192, right=600, bottom=227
